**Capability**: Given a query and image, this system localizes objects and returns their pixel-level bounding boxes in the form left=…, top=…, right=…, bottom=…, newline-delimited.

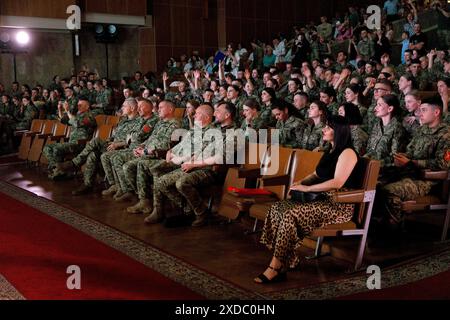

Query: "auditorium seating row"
left=13, top=118, right=450, bottom=271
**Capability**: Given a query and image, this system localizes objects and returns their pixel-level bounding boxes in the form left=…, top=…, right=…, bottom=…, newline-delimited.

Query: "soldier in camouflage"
left=379, top=97, right=450, bottom=225
left=92, top=81, right=111, bottom=116
left=145, top=104, right=234, bottom=227
left=271, top=99, right=305, bottom=148
left=43, top=97, right=96, bottom=179
left=100, top=99, right=161, bottom=200
left=365, top=95, right=407, bottom=169
left=300, top=101, right=326, bottom=150
left=57, top=98, right=141, bottom=195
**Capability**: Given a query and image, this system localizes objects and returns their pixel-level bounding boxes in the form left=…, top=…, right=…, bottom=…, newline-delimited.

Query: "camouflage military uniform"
left=87, top=89, right=97, bottom=106
left=152, top=123, right=234, bottom=216
left=66, top=96, right=78, bottom=114
left=402, top=113, right=421, bottom=138
left=71, top=116, right=142, bottom=187
left=43, top=110, right=96, bottom=170
left=240, top=115, right=270, bottom=132
left=93, top=89, right=111, bottom=115
left=165, top=90, right=193, bottom=108
left=260, top=103, right=276, bottom=127
left=276, top=116, right=305, bottom=148
left=101, top=114, right=161, bottom=188
left=0, top=102, right=14, bottom=119
left=295, top=106, right=309, bottom=121
left=13, top=104, right=39, bottom=130
left=230, top=95, right=247, bottom=126
left=364, top=101, right=377, bottom=134
left=351, top=125, right=369, bottom=156
left=365, top=117, right=406, bottom=168
left=381, top=122, right=450, bottom=223
left=327, top=102, right=340, bottom=116
left=357, top=38, right=374, bottom=61
left=120, top=118, right=180, bottom=196
left=300, top=121, right=325, bottom=150
left=130, top=80, right=145, bottom=93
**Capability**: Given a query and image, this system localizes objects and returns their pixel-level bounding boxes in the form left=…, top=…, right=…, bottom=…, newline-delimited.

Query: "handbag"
left=289, top=190, right=325, bottom=203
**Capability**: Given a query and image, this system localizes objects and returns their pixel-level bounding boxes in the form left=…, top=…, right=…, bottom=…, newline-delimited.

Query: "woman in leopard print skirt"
left=255, top=116, right=364, bottom=284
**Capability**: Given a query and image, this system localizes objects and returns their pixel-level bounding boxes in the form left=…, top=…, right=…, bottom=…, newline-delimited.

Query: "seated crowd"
left=0, top=1, right=449, bottom=284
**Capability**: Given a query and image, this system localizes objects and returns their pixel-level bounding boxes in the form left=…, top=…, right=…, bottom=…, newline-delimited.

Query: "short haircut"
left=218, top=101, right=236, bottom=120
left=243, top=98, right=260, bottom=111
left=422, top=96, right=444, bottom=113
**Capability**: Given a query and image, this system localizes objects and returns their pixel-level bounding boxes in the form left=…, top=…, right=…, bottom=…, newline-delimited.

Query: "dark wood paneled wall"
left=0, top=0, right=76, bottom=19
left=80, top=0, right=147, bottom=15
left=0, top=0, right=147, bottom=18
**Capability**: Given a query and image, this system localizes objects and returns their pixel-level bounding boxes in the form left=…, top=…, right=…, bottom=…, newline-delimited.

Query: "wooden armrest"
left=422, top=170, right=449, bottom=181
left=238, top=168, right=261, bottom=179
left=333, top=189, right=365, bottom=203
left=261, top=174, right=290, bottom=187
left=36, top=133, right=53, bottom=139
left=50, top=135, right=66, bottom=141
left=14, top=130, right=29, bottom=137
left=24, top=132, right=39, bottom=137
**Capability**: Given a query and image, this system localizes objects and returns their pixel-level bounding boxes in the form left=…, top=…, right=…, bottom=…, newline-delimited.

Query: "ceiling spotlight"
left=0, top=32, right=11, bottom=43
left=108, top=25, right=117, bottom=34
left=16, top=31, right=30, bottom=46
left=95, top=25, right=104, bottom=34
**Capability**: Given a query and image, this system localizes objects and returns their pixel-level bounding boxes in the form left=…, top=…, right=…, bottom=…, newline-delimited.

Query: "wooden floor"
left=0, top=159, right=448, bottom=296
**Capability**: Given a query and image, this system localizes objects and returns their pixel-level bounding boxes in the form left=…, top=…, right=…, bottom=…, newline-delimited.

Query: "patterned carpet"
left=0, top=275, right=24, bottom=300
left=0, top=180, right=449, bottom=300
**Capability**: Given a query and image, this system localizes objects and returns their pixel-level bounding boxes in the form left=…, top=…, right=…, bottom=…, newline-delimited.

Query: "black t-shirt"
left=409, top=32, right=428, bottom=54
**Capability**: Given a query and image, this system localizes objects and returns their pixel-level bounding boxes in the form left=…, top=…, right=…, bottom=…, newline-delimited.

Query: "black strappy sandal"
left=254, top=266, right=287, bottom=284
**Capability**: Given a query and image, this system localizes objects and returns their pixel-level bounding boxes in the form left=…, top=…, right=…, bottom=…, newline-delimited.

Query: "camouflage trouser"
left=72, top=138, right=107, bottom=186
left=152, top=166, right=215, bottom=216
left=110, top=151, right=146, bottom=193
left=382, top=178, right=435, bottom=223
left=100, top=149, right=130, bottom=186
left=127, top=158, right=161, bottom=200
left=42, top=142, right=83, bottom=169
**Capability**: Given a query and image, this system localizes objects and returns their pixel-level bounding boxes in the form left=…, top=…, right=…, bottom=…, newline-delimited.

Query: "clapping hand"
left=394, top=153, right=410, bottom=167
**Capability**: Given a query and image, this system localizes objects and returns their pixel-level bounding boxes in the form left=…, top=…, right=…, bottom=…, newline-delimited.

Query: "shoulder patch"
left=444, top=150, right=450, bottom=163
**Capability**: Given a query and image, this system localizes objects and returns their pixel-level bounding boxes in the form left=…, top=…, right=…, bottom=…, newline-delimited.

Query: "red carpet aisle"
left=0, top=192, right=204, bottom=300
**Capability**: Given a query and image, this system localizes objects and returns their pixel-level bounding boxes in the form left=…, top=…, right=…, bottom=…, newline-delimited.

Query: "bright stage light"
left=16, top=31, right=30, bottom=46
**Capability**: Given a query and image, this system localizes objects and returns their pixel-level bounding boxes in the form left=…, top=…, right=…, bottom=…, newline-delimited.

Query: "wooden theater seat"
left=27, top=120, right=57, bottom=163
left=218, top=145, right=295, bottom=221
left=245, top=149, right=324, bottom=233
left=401, top=170, right=450, bottom=242
left=17, top=119, right=45, bottom=160
left=217, top=143, right=268, bottom=220
left=174, top=108, right=185, bottom=120
left=105, top=115, right=121, bottom=126
left=308, top=158, right=381, bottom=271
left=95, top=114, right=108, bottom=127
left=39, top=123, right=69, bottom=166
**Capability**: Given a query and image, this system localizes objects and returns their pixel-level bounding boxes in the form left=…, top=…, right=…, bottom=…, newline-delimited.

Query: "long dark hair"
left=327, top=115, right=352, bottom=154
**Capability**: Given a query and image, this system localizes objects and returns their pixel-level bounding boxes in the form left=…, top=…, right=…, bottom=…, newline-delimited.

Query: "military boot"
left=56, top=160, right=76, bottom=174
left=114, top=191, right=134, bottom=202
left=144, top=207, right=164, bottom=224
left=127, top=199, right=152, bottom=214
left=101, top=184, right=118, bottom=197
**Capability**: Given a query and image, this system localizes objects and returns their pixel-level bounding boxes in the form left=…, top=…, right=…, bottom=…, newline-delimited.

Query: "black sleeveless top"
left=315, top=147, right=364, bottom=189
